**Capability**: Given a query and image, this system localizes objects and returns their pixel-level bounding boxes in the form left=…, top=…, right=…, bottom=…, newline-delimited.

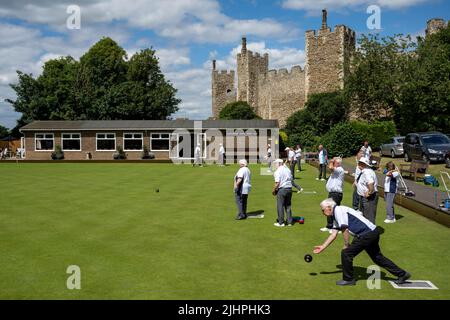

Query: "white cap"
left=273, top=159, right=284, bottom=164
left=268, top=144, right=271, bottom=147
left=285, top=147, right=290, bottom=151
left=239, top=159, right=248, bottom=166
left=358, top=157, right=372, bottom=166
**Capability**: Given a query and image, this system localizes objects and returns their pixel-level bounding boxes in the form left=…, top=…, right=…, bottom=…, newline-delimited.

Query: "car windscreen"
left=421, top=135, right=450, bottom=145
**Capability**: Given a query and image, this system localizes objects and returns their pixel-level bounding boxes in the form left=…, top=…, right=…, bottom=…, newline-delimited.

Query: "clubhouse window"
left=96, top=133, right=116, bottom=151
left=124, top=133, right=143, bottom=151
left=151, top=133, right=170, bottom=151
left=62, top=133, right=81, bottom=151
left=35, top=133, right=54, bottom=151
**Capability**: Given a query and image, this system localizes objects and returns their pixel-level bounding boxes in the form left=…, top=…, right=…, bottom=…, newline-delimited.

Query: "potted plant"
left=141, top=145, right=151, bottom=159
left=113, top=145, right=127, bottom=160
left=51, top=144, right=64, bottom=160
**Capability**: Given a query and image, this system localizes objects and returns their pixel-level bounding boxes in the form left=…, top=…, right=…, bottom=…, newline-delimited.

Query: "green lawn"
left=0, top=163, right=449, bottom=299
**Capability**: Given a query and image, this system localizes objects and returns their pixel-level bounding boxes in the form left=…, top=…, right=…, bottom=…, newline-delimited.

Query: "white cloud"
left=282, top=0, right=429, bottom=12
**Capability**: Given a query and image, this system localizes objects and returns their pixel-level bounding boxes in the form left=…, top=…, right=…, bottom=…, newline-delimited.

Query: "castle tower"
left=236, top=37, right=269, bottom=114
left=211, top=60, right=236, bottom=118
left=426, top=18, right=447, bottom=36
left=304, top=9, right=355, bottom=99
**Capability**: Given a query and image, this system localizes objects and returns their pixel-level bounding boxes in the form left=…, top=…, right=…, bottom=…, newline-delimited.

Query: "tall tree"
left=0, top=125, right=9, bottom=138
left=219, top=101, right=260, bottom=120
left=7, top=37, right=180, bottom=128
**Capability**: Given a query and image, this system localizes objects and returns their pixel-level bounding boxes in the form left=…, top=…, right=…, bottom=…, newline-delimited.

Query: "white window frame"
left=96, top=133, right=116, bottom=151
left=123, top=132, right=144, bottom=151
left=61, top=132, right=82, bottom=151
left=150, top=133, right=171, bottom=152
left=34, top=133, right=54, bottom=151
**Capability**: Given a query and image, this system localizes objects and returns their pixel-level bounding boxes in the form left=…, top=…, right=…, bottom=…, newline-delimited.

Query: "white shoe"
left=321, top=178, right=326, bottom=181
left=384, top=219, right=396, bottom=224
left=267, top=170, right=272, bottom=172
left=320, top=227, right=329, bottom=232
left=274, top=222, right=285, bottom=227
left=315, top=178, right=320, bottom=181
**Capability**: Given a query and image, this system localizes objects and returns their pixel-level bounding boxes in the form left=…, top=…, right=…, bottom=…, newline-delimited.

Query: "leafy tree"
left=396, top=25, right=450, bottom=134
left=0, top=125, right=9, bottom=138
left=344, top=34, right=416, bottom=122
left=219, top=101, right=260, bottom=120
left=7, top=37, right=180, bottom=129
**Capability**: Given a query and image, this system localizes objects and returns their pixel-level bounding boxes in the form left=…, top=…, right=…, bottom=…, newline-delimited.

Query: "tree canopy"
left=7, top=37, right=180, bottom=130
left=218, top=101, right=260, bottom=120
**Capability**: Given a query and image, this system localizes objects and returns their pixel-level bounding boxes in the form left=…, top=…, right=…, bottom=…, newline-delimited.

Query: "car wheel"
left=391, top=150, right=396, bottom=158
left=404, top=152, right=411, bottom=162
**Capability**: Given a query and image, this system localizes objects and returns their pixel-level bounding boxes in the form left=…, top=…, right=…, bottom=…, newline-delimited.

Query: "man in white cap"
left=266, top=144, right=272, bottom=172
left=194, top=143, right=202, bottom=167
left=234, top=159, right=252, bottom=220
left=218, top=143, right=225, bottom=166
left=272, top=159, right=294, bottom=227
left=286, top=147, right=297, bottom=179
left=356, top=157, right=379, bottom=223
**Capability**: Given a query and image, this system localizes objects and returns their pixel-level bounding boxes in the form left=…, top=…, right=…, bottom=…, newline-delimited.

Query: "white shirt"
left=384, top=171, right=399, bottom=193
left=361, top=145, right=372, bottom=159
left=333, top=205, right=376, bottom=236
left=356, top=168, right=378, bottom=197
left=235, top=166, right=252, bottom=195
left=326, top=166, right=345, bottom=193
left=274, top=165, right=293, bottom=189
left=219, top=146, right=225, bottom=155
left=354, top=166, right=362, bottom=183
left=319, top=150, right=326, bottom=164
left=288, top=150, right=295, bottom=162
left=194, top=146, right=201, bottom=157
left=295, top=148, right=301, bottom=159
left=267, top=148, right=272, bottom=157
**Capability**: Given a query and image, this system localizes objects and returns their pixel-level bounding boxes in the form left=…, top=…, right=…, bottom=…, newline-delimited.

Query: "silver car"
left=380, top=136, right=405, bottom=158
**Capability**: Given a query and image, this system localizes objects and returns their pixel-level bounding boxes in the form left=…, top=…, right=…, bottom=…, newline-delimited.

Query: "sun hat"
left=358, top=157, right=372, bottom=166
left=239, top=159, right=248, bottom=166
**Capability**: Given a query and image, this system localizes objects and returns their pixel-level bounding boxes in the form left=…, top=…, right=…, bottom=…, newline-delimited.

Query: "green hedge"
left=350, top=121, right=397, bottom=150
left=321, top=122, right=365, bottom=158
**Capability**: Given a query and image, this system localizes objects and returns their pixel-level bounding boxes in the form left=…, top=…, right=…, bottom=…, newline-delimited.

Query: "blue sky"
left=0, top=0, right=449, bottom=129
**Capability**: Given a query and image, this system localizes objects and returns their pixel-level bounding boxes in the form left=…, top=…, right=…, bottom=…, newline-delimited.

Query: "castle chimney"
left=212, top=60, right=216, bottom=71
left=242, top=37, right=247, bottom=53
left=322, top=9, right=328, bottom=29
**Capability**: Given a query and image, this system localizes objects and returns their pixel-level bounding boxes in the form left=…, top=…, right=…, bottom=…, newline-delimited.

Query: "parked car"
left=380, top=136, right=405, bottom=158
left=403, top=132, right=450, bottom=163
left=445, top=150, right=450, bottom=168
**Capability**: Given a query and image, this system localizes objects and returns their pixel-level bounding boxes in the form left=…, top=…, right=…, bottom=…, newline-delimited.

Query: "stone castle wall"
left=257, top=66, right=305, bottom=127
left=212, top=69, right=236, bottom=118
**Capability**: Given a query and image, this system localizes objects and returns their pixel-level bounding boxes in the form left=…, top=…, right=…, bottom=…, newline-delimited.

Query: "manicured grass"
left=0, top=163, right=449, bottom=299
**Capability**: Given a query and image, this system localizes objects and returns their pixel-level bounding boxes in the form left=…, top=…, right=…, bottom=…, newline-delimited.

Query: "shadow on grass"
left=247, top=210, right=265, bottom=217
left=395, top=214, right=405, bottom=221
left=317, top=264, right=396, bottom=281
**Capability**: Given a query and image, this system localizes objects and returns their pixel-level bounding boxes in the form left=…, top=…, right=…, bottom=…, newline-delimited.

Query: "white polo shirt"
left=274, top=165, right=293, bottom=189
left=333, top=205, right=376, bottom=236
left=288, top=150, right=295, bottom=162
left=319, top=150, right=326, bottom=164
left=219, top=146, right=225, bottom=155
left=384, top=171, right=399, bottom=193
left=326, top=166, right=345, bottom=193
left=235, top=166, right=252, bottom=195
left=356, top=168, right=378, bottom=197
left=295, top=148, right=301, bottom=159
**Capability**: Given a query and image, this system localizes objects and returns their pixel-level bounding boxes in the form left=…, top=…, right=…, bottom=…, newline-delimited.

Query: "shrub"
left=51, top=144, right=64, bottom=160
left=219, top=101, right=260, bottom=120
left=113, top=145, right=127, bottom=160
left=350, top=120, right=397, bottom=150
left=287, top=129, right=320, bottom=150
left=321, top=122, right=365, bottom=158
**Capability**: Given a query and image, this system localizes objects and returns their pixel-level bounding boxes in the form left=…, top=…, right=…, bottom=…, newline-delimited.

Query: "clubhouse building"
left=19, top=120, right=279, bottom=162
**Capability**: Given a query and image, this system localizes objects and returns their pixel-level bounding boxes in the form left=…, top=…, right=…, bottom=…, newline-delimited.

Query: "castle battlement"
left=212, top=70, right=235, bottom=76
left=259, top=66, right=304, bottom=81
left=305, top=24, right=355, bottom=40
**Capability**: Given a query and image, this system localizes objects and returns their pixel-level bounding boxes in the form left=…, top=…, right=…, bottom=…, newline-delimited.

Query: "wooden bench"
left=400, top=160, right=429, bottom=181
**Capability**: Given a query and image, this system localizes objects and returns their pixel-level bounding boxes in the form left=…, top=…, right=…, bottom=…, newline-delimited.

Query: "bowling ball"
left=156, top=188, right=160, bottom=193
left=304, top=254, right=313, bottom=263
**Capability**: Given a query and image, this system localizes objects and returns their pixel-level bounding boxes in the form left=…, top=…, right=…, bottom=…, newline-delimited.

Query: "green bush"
left=321, top=122, right=364, bottom=158
left=350, top=121, right=397, bottom=150
left=219, top=101, right=259, bottom=120
left=287, top=129, right=320, bottom=150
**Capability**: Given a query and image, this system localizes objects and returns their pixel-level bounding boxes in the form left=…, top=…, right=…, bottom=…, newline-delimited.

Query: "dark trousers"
left=352, top=189, right=362, bottom=211
left=235, top=192, right=248, bottom=218
left=297, top=157, right=301, bottom=171
left=341, top=229, right=406, bottom=281
left=318, top=164, right=327, bottom=179
left=290, top=161, right=296, bottom=179
left=326, top=192, right=343, bottom=228
left=277, top=188, right=293, bottom=225
left=361, top=192, right=379, bottom=224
